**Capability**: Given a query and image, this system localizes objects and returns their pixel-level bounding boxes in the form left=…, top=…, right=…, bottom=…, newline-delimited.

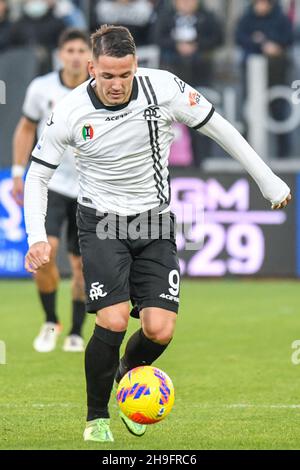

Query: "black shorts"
left=76, top=205, right=180, bottom=315
left=45, top=190, right=80, bottom=256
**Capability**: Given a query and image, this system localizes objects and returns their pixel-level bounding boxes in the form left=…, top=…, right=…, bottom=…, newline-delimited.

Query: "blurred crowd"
left=1, top=0, right=299, bottom=161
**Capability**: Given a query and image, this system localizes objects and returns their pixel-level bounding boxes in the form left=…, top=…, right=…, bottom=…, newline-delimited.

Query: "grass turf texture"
left=0, top=279, right=299, bottom=450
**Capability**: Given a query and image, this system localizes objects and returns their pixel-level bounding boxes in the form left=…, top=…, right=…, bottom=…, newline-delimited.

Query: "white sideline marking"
left=176, top=402, right=300, bottom=410
left=0, top=403, right=300, bottom=410
left=0, top=403, right=80, bottom=408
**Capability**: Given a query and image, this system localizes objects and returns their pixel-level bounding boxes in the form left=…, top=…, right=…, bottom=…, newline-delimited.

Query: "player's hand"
left=271, top=193, right=292, bottom=210
left=25, top=242, right=51, bottom=274
left=11, top=176, right=24, bottom=206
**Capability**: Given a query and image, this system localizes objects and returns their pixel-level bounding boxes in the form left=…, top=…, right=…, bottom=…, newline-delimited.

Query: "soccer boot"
left=119, top=410, right=147, bottom=437
left=63, top=334, right=85, bottom=352
left=83, top=418, right=114, bottom=442
left=33, top=322, right=62, bottom=353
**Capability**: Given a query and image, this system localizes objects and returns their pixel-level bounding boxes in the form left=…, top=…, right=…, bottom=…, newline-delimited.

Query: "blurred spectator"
left=10, top=1, right=66, bottom=49
left=10, top=0, right=66, bottom=73
left=154, top=0, right=223, bottom=167
left=0, top=0, right=12, bottom=52
left=90, top=0, right=154, bottom=46
left=53, top=0, right=87, bottom=29
left=236, top=0, right=294, bottom=158
left=154, top=0, right=223, bottom=87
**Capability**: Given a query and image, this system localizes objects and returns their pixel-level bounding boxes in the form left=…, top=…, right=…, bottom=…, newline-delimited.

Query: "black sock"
left=85, top=324, right=126, bottom=421
left=116, top=329, right=170, bottom=382
left=69, top=300, right=86, bottom=336
left=38, top=291, right=58, bottom=324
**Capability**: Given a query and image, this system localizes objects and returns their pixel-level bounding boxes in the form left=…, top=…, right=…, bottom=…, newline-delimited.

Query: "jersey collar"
left=87, top=77, right=138, bottom=111
left=59, top=70, right=90, bottom=90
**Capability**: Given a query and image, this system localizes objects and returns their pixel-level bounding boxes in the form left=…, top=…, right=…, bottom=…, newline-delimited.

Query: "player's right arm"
left=12, top=78, right=43, bottom=206
left=24, top=106, right=71, bottom=274
left=12, top=117, right=37, bottom=206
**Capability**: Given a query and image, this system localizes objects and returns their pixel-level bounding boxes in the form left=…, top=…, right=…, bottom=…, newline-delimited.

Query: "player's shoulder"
left=51, top=78, right=91, bottom=120
left=137, top=67, right=174, bottom=83
left=27, top=71, right=59, bottom=93
left=136, top=67, right=184, bottom=100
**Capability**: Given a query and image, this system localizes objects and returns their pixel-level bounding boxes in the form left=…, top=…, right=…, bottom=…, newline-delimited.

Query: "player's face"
left=89, top=54, right=137, bottom=106
left=59, top=39, right=90, bottom=77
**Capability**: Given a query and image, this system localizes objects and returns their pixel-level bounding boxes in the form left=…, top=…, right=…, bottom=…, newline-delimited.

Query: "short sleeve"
left=31, top=106, right=71, bottom=169
left=167, top=73, right=215, bottom=129
left=22, top=79, right=43, bottom=123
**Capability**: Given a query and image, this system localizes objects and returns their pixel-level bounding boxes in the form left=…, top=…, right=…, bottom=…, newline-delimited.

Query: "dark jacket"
left=236, top=2, right=294, bottom=59
left=0, top=18, right=13, bottom=52
left=154, top=4, right=223, bottom=54
left=10, top=8, right=65, bottom=50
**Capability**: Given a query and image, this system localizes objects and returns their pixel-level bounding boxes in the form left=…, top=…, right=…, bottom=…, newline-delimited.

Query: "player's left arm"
left=199, top=111, right=291, bottom=210
left=167, top=72, right=291, bottom=210
left=24, top=106, right=71, bottom=273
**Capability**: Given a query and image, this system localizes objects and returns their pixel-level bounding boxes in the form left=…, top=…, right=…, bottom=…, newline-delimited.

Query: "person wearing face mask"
left=154, top=0, right=223, bottom=87
left=154, top=0, right=223, bottom=167
left=10, top=0, right=65, bottom=73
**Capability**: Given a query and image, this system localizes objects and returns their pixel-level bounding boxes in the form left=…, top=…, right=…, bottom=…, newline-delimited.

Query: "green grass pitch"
left=0, top=279, right=300, bottom=450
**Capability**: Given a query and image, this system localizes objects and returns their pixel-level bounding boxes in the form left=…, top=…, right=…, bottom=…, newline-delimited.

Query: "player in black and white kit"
left=12, top=29, right=91, bottom=353
left=23, top=26, right=291, bottom=442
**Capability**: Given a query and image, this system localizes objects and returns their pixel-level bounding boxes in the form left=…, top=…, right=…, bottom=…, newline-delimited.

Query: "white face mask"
left=24, top=0, right=49, bottom=18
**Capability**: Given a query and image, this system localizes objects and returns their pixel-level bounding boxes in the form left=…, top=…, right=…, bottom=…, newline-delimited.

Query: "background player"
left=12, top=28, right=91, bottom=353
left=23, top=25, right=291, bottom=442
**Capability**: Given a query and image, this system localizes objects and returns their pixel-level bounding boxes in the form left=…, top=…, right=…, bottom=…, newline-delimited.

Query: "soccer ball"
left=116, top=366, right=175, bottom=424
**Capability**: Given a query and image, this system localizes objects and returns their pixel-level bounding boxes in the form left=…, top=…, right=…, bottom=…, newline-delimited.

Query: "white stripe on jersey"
left=23, top=71, right=79, bottom=199
left=31, top=67, right=215, bottom=216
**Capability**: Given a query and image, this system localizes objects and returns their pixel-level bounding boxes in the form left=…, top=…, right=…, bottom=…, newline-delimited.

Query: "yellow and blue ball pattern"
left=116, top=366, right=175, bottom=424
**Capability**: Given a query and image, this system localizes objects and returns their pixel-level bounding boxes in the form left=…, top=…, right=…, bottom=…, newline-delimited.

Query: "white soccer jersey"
left=31, top=67, right=215, bottom=216
left=23, top=71, right=79, bottom=199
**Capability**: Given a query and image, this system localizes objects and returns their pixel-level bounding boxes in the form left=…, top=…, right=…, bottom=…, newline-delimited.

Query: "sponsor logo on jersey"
left=105, top=111, right=132, bottom=121
left=189, top=91, right=201, bottom=107
left=174, top=77, right=186, bottom=94
left=89, top=282, right=107, bottom=300
left=143, top=105, right=161, bottom=121
left=159, top=293, right=179, bottom=303
left=46, top=112, right=54, bottom=126
left=82, top=124, right=94, bottom=140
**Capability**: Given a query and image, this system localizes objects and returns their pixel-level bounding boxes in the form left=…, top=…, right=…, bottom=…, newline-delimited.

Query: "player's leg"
left=33, top=191, right=68, bottom=352
left=84, top=302, right=130, bottom=442
left=115, top=213, right=179, bottom=436
left=33, top=235, right=62, bottom=352
left=63, top=199, right=86, bottom=352
left=116, top=307, right=176, bottom=438
left=116, top=211, right=180, bottom=379
left=77, top=206, right=132, bottom=442
left=62, top=254, right=86, bottom=351
left=116, top=307, right=176, bottom=381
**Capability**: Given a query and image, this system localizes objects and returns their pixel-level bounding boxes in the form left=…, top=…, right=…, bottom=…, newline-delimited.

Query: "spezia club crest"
left=82, top=124, right=94, bottom=141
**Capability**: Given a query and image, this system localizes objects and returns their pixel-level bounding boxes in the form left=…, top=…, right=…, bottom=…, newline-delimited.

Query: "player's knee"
left=141, top=309, right=176, bottom=344
left=96, top=303, right=129, bottom=332
left=72, top=267, right=85, bottom=293
left=97, top=316, right=128, bottom=332
left=70, top=256, right=83, bottom=278
left=142, top=324, right=174, bottom=345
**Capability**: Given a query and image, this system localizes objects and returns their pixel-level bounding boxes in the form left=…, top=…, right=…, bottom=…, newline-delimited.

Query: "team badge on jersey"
left=189, top=91, right=201, bottom=107
left=143, top=105, right=161, bottom=121
left=82, top=124, right=94, bottom=141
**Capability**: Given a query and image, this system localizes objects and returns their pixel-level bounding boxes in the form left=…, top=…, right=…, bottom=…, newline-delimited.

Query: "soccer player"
left=23, top=25, right=291, bottom=442
left=12, top=28, right=91, bottom=353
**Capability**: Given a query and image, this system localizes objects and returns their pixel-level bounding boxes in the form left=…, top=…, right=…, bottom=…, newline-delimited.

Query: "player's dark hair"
left=58, top=28, right=90, bottom=49
left=91, top=25, right=136, bottom=59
